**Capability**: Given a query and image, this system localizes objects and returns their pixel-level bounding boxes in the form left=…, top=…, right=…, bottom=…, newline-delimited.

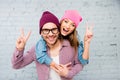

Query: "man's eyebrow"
left=42, top=28, right=57, bottom=29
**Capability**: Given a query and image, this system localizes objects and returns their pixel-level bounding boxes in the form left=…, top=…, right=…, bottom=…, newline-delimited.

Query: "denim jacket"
left=35, top=36, right=88, bottom=66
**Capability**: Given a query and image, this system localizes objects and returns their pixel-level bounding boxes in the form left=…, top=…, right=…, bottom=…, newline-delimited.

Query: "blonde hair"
left=68, top=29, right=79, bottom=52
left=61, top=28, right=79, bottom=52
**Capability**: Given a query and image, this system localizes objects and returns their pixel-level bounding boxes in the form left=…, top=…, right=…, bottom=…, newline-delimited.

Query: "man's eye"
left=43, top=29, right=49, bottom=31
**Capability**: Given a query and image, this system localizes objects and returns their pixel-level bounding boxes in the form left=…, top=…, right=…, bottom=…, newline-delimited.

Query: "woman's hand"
left=84, top=23, right=94, bottom=44
left=16, top=28, right=31, bottom=51
left=51, top=62, right=71, bottom=77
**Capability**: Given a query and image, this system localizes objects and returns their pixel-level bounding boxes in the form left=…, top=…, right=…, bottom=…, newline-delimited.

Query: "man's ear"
left=41, top=34, right=43, bottom=37
left=40, top=31, right=43, bottom=35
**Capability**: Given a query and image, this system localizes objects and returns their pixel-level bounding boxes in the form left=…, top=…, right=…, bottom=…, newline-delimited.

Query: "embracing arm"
left=35, top=36, right=52, bottom=66
left=35, top=36, right=59, bottom=68
left=51, top=54, right=83, bottom=79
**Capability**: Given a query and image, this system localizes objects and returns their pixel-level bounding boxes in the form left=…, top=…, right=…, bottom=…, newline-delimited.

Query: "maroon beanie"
left=39, top=11, right=60, bottom=34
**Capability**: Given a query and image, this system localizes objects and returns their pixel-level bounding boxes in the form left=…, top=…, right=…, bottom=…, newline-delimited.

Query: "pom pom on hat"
left=39, top=11, right=60, bottom=34
left=61, top=10, right=82, bottom=27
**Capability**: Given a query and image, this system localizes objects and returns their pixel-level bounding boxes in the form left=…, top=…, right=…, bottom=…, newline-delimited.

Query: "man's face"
left=41, top=22, right=59, bottom=46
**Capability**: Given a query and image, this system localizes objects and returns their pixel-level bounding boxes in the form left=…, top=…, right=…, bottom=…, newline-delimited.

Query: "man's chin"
left=48, top=41, right=56, bottom=45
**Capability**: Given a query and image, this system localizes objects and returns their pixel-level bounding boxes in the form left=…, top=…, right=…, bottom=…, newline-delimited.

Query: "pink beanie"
left=61, top=10, right=82, bottom=27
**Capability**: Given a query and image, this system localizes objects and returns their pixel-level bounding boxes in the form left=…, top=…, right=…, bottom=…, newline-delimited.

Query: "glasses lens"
left=42, top=29, right=49, bottom=34
left=51, top=28, right=58, bottom=34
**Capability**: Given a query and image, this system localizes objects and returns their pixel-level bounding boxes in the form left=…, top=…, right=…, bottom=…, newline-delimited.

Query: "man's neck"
left=48, top=39, right=61, bottom=57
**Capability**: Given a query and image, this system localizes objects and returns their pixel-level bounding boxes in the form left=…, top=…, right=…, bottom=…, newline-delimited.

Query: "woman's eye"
left=71, top=24, right=75, bottom=27
left=64, top=20, right=68, bottom=23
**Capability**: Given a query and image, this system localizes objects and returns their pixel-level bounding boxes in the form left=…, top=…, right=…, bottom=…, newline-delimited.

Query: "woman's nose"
left=66, top=24, right=70, bottom=29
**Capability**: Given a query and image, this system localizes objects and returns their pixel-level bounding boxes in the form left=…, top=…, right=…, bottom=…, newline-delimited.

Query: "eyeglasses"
left=41, top=28, right=59, bottom=35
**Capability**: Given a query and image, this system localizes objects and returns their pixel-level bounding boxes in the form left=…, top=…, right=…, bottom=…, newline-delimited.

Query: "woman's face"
left=60, top=19, right=76, bottom=36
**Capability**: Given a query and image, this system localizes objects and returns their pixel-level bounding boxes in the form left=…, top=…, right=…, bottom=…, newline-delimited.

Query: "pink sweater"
left=12, top=40, right=83, bottom=80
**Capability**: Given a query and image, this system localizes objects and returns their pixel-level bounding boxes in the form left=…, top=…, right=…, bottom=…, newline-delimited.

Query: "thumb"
left=65, top=62, right=72, bottom=67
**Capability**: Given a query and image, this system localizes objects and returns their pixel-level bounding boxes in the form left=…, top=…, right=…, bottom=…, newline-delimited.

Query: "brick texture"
left=0, top=0, right=120, bottom=80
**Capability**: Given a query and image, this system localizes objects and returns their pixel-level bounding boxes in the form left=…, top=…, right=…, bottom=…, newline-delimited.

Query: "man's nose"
left=48, top=30, right=53, bottom=35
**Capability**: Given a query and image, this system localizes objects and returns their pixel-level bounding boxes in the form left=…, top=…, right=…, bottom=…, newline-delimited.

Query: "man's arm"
left=12, top=46, right=35, bottom=69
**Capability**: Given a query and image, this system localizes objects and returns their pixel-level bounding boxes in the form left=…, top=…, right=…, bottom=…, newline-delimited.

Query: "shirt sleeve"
left=11, top=46, right=35, bottom=69
left=77, top=34, right=89, bottom=65
left=78, top=41, right=89, bottom=65
left=66, top=51, right=84, bottom=78
left=35, top=36, right=52, bottom=66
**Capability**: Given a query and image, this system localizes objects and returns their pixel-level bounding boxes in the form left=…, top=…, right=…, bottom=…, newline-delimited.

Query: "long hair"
left=68, top=29, right=79, bottom=52
left=62, top=28, right=79, bottom=52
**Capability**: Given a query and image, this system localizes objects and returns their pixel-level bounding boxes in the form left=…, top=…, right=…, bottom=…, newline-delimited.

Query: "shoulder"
left=62, top=39, right=71, bottom=46
left=26, top=45, right=36, bottom=57
left=28, top=45, right=36, bottom=52
left=61, top=39, right=75, bottom=53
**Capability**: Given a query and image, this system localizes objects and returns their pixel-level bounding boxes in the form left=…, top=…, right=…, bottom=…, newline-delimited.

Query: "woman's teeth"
left=63, top=28, right=69, bottom=32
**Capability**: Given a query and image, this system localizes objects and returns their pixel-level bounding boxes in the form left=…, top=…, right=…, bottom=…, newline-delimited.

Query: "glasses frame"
left=41, top=28, right=59, bottom=35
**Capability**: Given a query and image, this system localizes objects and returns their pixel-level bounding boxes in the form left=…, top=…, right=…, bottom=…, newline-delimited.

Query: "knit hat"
left=39, top=11, right=60, bottom=34
left=60, top=10, right=82, bottom=27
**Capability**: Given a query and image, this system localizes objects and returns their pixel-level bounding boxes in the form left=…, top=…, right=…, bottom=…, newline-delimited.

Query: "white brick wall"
left=0, top=0, right=120, bottom=80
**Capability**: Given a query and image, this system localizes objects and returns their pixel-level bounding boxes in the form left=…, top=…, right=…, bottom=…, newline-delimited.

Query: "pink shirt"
left=12, top=40, right=83, bottom=80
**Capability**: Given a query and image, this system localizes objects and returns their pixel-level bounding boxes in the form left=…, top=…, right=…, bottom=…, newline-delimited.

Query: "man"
left=12, top=11, right=83, bottom=80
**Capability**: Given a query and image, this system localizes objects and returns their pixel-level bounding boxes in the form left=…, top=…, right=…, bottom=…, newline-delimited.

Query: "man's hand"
left=16, top=28, right=31, bottom=51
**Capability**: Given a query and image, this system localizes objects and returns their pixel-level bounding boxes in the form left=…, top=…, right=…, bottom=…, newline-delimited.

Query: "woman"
left=35, top=10, right=93, bottom=68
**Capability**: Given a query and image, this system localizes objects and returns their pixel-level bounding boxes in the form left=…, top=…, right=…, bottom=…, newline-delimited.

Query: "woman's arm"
left=78, top=24, right=93, bottom=65
left=51, top=54, right=83, bottom=79
left=82, top=24, right=93, bottom=62
left=35, top=36, right=52, bottom=65
left=78, top=41, right=89, bottom=65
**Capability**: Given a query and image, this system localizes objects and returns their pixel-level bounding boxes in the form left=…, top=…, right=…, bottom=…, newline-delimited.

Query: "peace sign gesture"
left=84, top=23, right=94, bottom=44
left=16, top=28, right=31, bottom=51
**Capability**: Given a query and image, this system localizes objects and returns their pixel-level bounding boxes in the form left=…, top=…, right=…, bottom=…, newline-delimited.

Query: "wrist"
left=84, top=42, right=90, bottom=47
left=16, top=47, right=24, bottom=51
